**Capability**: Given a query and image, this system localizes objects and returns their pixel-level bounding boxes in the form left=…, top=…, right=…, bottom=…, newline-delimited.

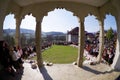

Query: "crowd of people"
left=0, top=40, right=24, bottom=76
left=0, top=35, right=117, bottom=76
left=22, top=45, right=36, bottom=59
left=0, top=40, right=53, bottom=76
left=84, top=37, right=116, bottom=65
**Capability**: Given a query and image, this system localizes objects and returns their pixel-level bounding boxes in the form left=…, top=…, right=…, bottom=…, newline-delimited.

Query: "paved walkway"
left=0, top=61, right=120, bottom=80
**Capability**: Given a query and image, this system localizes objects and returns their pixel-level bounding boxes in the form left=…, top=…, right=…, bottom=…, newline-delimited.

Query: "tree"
left=21, top=33, right=27, bottom=47
left=4, top=34, right=15, bottom=46
left=27, top=37, right=35, bottom=45
left=106, top=27, right=114, bottom=40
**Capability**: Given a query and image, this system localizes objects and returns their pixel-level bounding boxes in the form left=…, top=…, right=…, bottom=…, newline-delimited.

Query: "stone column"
left=0, top=0, right=10, bottom=40
left=77, top=20, right=85, bottom=67
left=97, top=18, right=104, bottom=63
left=0, top=13, right=5, bottom=40
left=35, top=18, right=43, bottom=67
left=111, top=2, right=120, bottom=70
left=15, top=16, right=22, bottom=47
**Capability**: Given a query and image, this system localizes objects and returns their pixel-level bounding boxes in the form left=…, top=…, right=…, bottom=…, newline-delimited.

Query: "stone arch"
left=104, top=14, right=117, bottom=31
left=26, top=1, right=102, bottom=67
left=3, top=13, right=16, bottom=46
left=3, top=1, right=108, bottom=68
left=84, top=13, right=100, bottom=32
left=100, top=1, right=120, bottom=69
left=20, top=13, right=36, bottom=46
left=104, top=14, right=117, bottom=64
left=18, top=1, right=100, bottom=21
left=3, top=13, right=16, bottom=29
left=42, top=8, right=79, bottom=32
left=41, top=7, right=80, bottom=63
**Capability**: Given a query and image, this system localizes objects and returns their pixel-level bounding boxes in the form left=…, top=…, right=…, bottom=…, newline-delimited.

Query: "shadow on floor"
left=82, top=65, right=113, bottom=75
left=39, top=67, right=53, bottom=80
left=0, top=68, right=24, bottom=80
left=115, top=75, right=120, bottom=80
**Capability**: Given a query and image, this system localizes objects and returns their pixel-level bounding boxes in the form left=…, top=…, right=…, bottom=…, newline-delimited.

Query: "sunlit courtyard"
left=0, top=0, right=120, bottom=80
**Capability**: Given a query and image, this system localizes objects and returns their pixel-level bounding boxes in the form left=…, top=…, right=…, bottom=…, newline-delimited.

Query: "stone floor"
left=0, top=61, right=120, bottom=80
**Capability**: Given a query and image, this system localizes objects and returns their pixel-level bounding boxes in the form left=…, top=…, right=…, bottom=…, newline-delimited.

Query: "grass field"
left=33, top=45, right=78, bottom=64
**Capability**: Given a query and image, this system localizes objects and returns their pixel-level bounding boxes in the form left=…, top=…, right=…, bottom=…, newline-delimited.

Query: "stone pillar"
left=0, top=0, right=10, bottom=40
left=35, top=18, right=43, bottom=67
left=112, top=38, right=120, bottom=70
left=0, top=13, right=5, bottom=40
left=77, top=20, right=85, bottom=67
left=111, top=2, right=120, bottom=70
left=97, top=19, right=104, bottom=63
left=15, top=16, right=22, bottom=47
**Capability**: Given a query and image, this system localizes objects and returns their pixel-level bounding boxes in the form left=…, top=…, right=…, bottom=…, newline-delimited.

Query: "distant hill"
left=20, top=28, right=35, bottom=34
left=45, top=31, right=65, bottom=36
left=3, top=28, right=35, bottom=34
left=3, top=29, right=15, bottom=35
left=41, top=31, right=65, bottom=37
left=3, top=29, right=66, bottom=37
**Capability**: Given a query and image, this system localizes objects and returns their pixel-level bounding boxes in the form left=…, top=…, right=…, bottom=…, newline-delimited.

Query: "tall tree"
left=106, top=27, right=114, bottom=40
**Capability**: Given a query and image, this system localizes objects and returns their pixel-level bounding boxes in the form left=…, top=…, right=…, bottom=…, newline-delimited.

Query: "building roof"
left=68, top=27, right=79, bottom=35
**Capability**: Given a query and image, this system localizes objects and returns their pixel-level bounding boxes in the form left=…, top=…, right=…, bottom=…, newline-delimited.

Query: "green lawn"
left=42, top=45, right=78, bottom=63
left=37, top=45, right=78, bottom=64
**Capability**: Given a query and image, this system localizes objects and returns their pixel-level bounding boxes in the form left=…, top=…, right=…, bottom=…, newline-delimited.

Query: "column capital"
left=34, top=14, right=45, bottom=23
left=14, top=15, right=24, bottom=25
left=96, top=16, right=105, bottom=23
left=77, top=16, right=85, bottom=23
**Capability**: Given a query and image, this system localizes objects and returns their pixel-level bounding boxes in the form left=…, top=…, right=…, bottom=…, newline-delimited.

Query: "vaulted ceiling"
left=13, top=0, right=109, bottom=7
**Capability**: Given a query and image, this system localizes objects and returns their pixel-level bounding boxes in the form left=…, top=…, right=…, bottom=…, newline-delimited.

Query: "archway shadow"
left=0, top=68, right=24, bottom=80
left=82, top=65, right=114, bottom=75
left=39, top=66, right=53, bottom=80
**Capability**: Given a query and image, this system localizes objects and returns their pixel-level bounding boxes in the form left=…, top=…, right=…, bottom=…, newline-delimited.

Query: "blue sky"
left=3, top=9, right=117, bottom=33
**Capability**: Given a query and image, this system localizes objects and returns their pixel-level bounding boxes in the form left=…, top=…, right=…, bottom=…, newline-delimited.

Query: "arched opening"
left=85, top=14, right=99, bottom=33
left=83, top=13, right=117, bottom=65
left=3, top=14, right=16, bottom=46
left=41, top=8, right=80, bottom=64
left=3, top=14, right=36, bottom=47
left=20, top=14, right=36, bottom=47
left=20, top=14, right=36, bottom=31
left=42, top=8, right=79, bottom=33
left=84, top=14, right=99, bottom=46
left=104, top=14, right=117, bottom=65
left=84, top=14, right=100, bottom=64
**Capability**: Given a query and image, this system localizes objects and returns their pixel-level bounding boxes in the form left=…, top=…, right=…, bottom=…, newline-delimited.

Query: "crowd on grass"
left=0, top=35, right=116, bottom=77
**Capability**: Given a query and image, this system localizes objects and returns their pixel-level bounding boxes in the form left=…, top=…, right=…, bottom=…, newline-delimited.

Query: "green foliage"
left=21, top=33, right=26, bottom=47
left=4, top=34, right=15, bottom=46
left=106, top=27, right=114, bottom=40
left=43, top=35, right=66, bottom=42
